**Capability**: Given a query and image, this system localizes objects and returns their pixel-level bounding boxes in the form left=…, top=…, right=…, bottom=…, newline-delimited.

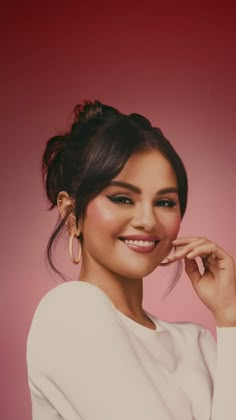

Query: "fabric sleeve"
left=26, top=282, right=91, bottom=420
left=26, top=281, right=136, bottom=420
left=210, top=326, right=236, bottom=420
left=28, top=379, right=64, bottom=420
left=199, top=325, right=236, bottom=419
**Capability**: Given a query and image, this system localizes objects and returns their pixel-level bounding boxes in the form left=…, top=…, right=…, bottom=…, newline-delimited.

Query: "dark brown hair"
left=42, top=100, right=188, bottom=292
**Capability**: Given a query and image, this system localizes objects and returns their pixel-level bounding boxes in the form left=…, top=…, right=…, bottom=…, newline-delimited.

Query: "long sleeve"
left=26, top=280, right=236, bottom=420
left=26, top=284, right=86, bottom=420
left=27, top=281, right=119, bottom=420
left=28, top=379, right=65, bottom=420
left=210, top=327, right=236, bottom=419
left=27, top=282, right=178, bottom=420
left=27, top=282, right=193, bottom=420
left=197, top=323, right=236, bottom=419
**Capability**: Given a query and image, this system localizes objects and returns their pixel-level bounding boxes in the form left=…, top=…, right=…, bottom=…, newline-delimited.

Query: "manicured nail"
left=186, top=252, right=194, bottom=258
left=168, top=253, right=176, bottom=260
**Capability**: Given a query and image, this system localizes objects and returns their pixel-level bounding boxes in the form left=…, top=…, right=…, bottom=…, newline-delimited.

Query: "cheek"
left=83, top=199, right=121, bottom=233
left=163, top=215, right=181, bottom=239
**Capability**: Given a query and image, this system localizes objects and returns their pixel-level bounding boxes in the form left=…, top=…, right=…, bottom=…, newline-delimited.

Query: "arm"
left=199, top=325, right=236, bottom=420
left=28, top=380, right=64, bottom=420
left=211, top=327, right=236, bottom=420
left=171, top=237, right=236, bottom=419
left=26, top=283, right=87, bottom=420
left=27, top=281, right=173, bottom=420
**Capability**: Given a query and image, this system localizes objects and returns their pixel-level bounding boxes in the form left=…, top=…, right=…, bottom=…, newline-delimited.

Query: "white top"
left=26, top=280, right=236, bottom=420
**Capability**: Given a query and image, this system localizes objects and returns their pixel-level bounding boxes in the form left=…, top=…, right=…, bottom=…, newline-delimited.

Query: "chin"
left=116, top=264, right=158, bottom=280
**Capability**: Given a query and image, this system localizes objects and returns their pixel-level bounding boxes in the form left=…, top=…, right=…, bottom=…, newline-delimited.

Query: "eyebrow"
left=109, top=181, right=178, bottom=195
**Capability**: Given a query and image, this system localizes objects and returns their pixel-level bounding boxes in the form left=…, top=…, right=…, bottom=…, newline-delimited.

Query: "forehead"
left=113, top=150, right=177, bottom=187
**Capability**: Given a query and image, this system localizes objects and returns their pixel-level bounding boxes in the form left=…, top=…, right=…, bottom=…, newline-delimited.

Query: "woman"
left=27, top=100, right=236, bottom=420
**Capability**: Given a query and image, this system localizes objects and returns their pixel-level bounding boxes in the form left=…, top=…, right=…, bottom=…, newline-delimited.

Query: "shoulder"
left=27, top=281, right=117, bottom=346
left=157, top=317, right=211, bottom=335
left=156, top=317, right=216, bottom=349
left=156, top=317, right=217, bottom=372
left=31, top=281, right=114, bottom=323
left=35, top=280, right=112, bottom=306
left=27, top=281, right=119, bottom=371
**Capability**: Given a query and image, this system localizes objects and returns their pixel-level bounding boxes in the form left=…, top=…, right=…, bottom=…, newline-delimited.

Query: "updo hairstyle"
left=42, top=100, right=188, bottom=288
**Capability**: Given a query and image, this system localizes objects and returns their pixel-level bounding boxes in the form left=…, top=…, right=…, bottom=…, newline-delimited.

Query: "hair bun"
left=129, top=113, right=152, bottom=129
left=73, top=100, right=103, bottom=125
left=42, top=134, right=68, bottom=208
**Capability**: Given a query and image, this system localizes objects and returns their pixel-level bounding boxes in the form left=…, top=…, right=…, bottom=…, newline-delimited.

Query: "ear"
left=57, top=191, right=80, bottom=236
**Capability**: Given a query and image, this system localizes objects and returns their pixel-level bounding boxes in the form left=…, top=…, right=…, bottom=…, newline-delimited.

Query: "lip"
left=119, top=237, right=160, bottom=254
left=118, top=235, right=160, bottom=241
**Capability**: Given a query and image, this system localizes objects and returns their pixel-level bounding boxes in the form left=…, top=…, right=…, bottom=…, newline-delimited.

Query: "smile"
left=124, top=239, right=155, bottom=246
left=119, top=238, right=159, bottom=254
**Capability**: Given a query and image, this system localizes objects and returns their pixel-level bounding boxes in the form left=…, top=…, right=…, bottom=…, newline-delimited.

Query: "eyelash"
left=107, top=195, right=177, bottom=208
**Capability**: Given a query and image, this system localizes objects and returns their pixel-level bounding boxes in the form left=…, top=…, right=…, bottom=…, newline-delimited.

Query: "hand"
left=168, top=237, right=236, bottom=327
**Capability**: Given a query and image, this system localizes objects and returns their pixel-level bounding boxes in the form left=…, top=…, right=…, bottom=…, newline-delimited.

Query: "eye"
left=107, top=195, right=133, bottom=205
left=156, top=199, right=176, bottom=208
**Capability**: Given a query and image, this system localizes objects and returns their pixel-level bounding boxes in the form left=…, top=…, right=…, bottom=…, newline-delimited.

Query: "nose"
left=131, top=204, right=157, bottom=231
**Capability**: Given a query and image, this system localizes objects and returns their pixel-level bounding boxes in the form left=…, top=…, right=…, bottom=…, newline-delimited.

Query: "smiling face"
left=79, top=149, right=181, bottom=281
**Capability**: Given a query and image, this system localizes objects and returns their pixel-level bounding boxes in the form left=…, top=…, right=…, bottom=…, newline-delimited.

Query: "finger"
left=174, top=238, right=206, bottom=254
left=167, top=239, right=207, bottom=261
left=171, top=239, right=227, bottom=263
left=186, top=243, right=225, bottom=261
left=184, top=257, right=201, bottom=289
left=172, top=237, right=204, bottom=245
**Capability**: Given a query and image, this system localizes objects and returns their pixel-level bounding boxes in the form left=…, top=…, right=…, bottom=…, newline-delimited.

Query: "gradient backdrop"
left=1, top=2, right=236, bottom=419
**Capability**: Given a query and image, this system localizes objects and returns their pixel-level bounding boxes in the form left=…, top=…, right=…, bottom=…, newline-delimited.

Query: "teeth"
left=123, top=239, right=155, bottom=246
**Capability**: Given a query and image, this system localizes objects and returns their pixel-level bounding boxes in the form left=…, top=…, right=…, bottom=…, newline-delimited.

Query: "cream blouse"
left=26, top=280, right=236, bottom=419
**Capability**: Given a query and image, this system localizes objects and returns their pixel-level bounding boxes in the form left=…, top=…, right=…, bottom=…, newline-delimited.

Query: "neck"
left=78, top=260, right=145, bottom=321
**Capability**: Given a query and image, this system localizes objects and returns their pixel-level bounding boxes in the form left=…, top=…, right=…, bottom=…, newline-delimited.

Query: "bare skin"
left=58, top=150, right=181, bottom=329
left=58, top=150, right=236, bottom=329
left=169, top=237, right=236, bottom=327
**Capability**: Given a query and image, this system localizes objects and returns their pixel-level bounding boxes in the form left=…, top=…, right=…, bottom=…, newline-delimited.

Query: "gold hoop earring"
left=159, top=247, right=176, bottom=266
left=69, top=233, right=82, bottom=264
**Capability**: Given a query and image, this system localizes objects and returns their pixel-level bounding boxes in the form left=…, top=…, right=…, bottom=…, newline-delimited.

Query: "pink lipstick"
left=119, top=235, right=160, bottom=254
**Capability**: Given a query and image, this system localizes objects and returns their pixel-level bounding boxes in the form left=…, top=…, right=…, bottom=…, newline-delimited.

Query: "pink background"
left=1, top=3, right=236, bottom=419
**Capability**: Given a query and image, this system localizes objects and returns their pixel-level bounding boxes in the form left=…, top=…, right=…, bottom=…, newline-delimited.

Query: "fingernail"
left=186, top=252, right=194, bottom=258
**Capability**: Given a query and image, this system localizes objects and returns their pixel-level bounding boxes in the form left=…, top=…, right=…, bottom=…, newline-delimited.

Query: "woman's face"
left=80, top=149, right=182, bottom=280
